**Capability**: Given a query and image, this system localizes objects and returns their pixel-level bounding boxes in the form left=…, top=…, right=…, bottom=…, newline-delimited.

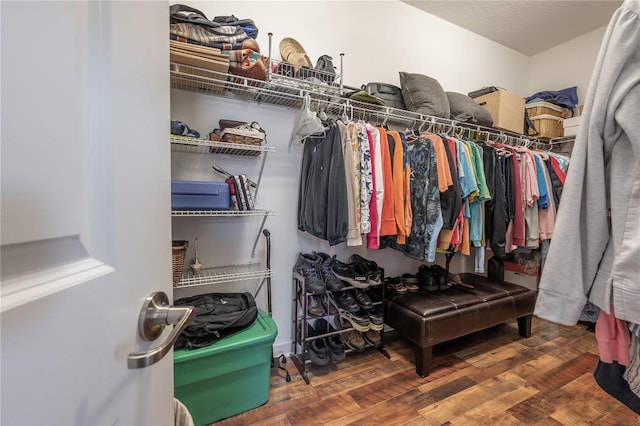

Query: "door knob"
left=127, top=291, right=195, bottom=369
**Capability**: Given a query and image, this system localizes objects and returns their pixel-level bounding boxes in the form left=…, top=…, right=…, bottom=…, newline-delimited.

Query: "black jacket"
left=297, top=125, right=348, bottom=246
left=482, top=146, right=507, bottom=258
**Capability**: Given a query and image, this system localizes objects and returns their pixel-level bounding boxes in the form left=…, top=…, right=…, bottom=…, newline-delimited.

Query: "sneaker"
left=316, top=252, right=345, bottom=292
left=294, top=253, right=326, bottom=294
left=350, top=254, right=382, bottom=286
left=363, top=329, right=382, bottom=347
left=321, top=293, right=339, bottom=316
left=315, top=318, right=345, bottom=362
left=384, top=276, right=408, bottom=295
left=337, top=317, right=367, bottom=351
left=401, top=273, right=420, bottom=293
left=334, top=290, right=360, bottom=313
left=306, top=323, right=330, bottom=366
left=333, top=258, right=370, bottom=288
left=220, top=121, right=266, bottom=141
left=417, top=265, right=438, bottom=292
left=353, top=289, right=373, bottom=310
left=368, top=305, right=384, bottom=331
left=340, top=310, right=370, bottom=332
left=307, top=294, right=326, bottom=318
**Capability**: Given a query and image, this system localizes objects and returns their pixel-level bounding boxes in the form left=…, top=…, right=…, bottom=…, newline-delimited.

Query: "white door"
left=1, top=1, right=174, bottom=425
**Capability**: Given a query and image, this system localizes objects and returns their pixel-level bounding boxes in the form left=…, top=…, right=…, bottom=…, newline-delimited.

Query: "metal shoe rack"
left=290, top=271, right=391, bottom=385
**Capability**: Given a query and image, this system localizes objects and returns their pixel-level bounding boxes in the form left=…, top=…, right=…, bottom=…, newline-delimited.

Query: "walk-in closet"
left=1, top=1, right=638, bottom=425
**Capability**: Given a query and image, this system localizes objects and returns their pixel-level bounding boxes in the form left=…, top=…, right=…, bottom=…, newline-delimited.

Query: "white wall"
left=169, top=0, right=603, bottom=357
left=182, top=1, right=531, bottom=95
left=528, top=25, right=607, bottom=108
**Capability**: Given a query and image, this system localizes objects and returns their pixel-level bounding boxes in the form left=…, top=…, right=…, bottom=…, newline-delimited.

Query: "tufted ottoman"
left=384, top=273, right=536, bottom=377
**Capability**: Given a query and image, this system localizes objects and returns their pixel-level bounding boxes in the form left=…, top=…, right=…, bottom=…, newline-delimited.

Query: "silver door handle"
left=127, top=291, right=195, bottom=369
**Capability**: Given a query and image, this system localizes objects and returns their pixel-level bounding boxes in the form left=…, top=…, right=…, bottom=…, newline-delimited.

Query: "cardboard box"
left=563, top=116, right=581, bottom=137
left=503, top=261, right=539, bottom=292
left=475, top=90, right=525, bottom=134
left=504, top=270, right=539, bottom=292
left=174, top=309, right=278, bottom=426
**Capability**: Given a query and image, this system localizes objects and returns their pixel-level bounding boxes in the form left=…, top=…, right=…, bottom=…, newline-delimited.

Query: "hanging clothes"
left=482, top=145, right=507, bottom=258
left=356, top=121, right=373, bottom=235
left=297, top=124, right=348, bottom=246
left=377, top=127, right=396, bottom=237
left=338, top=121, right=362, bottom=246
left=388, top=130, right=409, bottom=244
left=365, top=126, right=382, bottom=249
left=404, top=136, right=443, bottom=262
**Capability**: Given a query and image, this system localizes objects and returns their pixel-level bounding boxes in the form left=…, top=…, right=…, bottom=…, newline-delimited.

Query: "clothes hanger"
left=340, top=102, right=349, bottom=123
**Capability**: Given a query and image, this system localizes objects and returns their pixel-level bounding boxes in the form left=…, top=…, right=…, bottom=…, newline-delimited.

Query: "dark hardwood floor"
left=215, top=318, right=640, bottom=425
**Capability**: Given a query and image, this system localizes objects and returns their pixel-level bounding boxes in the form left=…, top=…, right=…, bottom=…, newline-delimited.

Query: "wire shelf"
left=171, top=209, right=275, bottom=217
left=171, top=63, right=562, bottom=149
left=549, top=135, right=576, bottom=144
left=174, top=262, right=273, bottom=288
left=170, top=135, right=275, bottom=156
left=171, top=62, right=310, bottom=109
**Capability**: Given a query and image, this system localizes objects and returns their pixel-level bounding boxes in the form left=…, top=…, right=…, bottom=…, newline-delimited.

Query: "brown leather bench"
left=384, top=273, right=536, bottom=377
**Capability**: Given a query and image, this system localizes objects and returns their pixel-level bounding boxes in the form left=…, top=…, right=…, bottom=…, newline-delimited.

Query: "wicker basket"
left=220, top=133, right=263, bottom=146
left=529, top=114, right=564, bottom=139
left=526, top=101, right=566, bottom=119
left=172, top=240, right=188, bottom=283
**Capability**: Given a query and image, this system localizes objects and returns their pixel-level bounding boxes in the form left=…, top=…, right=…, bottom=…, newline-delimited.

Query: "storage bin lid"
left=171, top=180, right=229, bottom=195
left=174, top=309, right=277, bottom=362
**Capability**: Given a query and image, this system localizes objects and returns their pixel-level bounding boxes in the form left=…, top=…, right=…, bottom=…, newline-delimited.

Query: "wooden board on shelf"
left=169, top=51, right=229, bottom=74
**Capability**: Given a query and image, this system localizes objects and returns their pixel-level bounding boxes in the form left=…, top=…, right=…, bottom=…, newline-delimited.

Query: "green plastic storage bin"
left=174, top=309, right=277, bottom=425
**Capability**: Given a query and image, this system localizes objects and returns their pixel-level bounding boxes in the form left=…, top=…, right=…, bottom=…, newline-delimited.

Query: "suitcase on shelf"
left=171, top=180, right=230, bottom=210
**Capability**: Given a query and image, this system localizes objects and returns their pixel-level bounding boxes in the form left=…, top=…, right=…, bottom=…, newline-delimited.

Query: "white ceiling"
left=403, top=1, right=622, bottom=56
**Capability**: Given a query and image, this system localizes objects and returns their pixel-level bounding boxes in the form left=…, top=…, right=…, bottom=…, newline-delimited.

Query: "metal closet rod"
left=310, top=96, right=557, bottom=149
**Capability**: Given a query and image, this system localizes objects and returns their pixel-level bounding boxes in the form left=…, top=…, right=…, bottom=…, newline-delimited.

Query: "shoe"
left=337, top=317, right=367, bottom=352
left=170, top=120, right=200, bottom=138
left=307, top=294, right=326, bottom=318
left=332, top=258, right=370, bottom=288
left=315, top=318, right=345, bottom=362
left=431, top=264, right=449, bottom=291
left=384, top=276, right=408, bottom=295
left=350, top=254, right=382, bottom=286
left=316, top=252, right=345, bottom=292
left=340, top=310, right=370, bottom=332
left=321, top=293, right=339, bottom=316
left=417, top=265, right=438, bottom=292
left=220, top=121, right=266, bottom=142
left=353, top=289, right=373, bottom=310
left=368, top=305, right=384, bottom=331
left=294, top=253, right=326, bottom=294
left=306, top=323, right=330, bottom=366
left=363, top=329, right=382, bottom=347
left=401, top=273, right=420, bottom=292
left=334, top=290, right=360, bottom=313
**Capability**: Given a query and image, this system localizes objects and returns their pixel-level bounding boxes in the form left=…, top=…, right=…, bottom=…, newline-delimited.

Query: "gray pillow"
left=446, top=91, right=494, bottom=127
left=399, top=72, right=450, bottom=118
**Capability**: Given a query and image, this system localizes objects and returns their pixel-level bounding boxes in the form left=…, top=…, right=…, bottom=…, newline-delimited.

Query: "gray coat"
left=535, top=0, right=640, bottom=325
